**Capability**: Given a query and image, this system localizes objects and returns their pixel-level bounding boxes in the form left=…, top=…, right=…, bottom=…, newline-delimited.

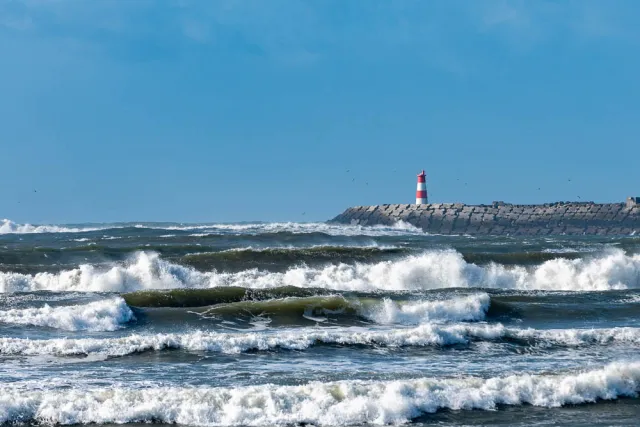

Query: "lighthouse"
left=416, top=170, right=428, bottom=204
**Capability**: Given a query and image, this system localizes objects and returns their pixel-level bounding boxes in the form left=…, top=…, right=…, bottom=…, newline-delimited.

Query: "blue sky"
left=1, top=0, right=639, bottom=223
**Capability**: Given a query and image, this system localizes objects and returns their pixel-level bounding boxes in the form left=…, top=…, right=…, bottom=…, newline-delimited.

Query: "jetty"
left=330, top=197, right=640, bottom=236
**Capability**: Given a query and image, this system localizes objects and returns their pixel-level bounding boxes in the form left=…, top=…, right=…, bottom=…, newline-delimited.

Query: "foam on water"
left=0, top=361, right=638, bottom=425
left=2, top=249, right=639, bottom=292
left=0, top=324, right=502, bottom=356
left=217, top=243, right=401, bottom=252
left=174, top=221, right=424, bottom=236
left=3, top=323, right=640, bottom=356
left=0, top=219, right=423, bottom=236
left=363, top=294, right=490, bottom=325
left=0, top=219, right=101, bottom=234
left=0, top=298, right=134, bottom=331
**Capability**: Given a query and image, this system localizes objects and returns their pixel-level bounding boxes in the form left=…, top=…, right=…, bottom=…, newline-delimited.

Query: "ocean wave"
left=462, top=251, right=583, bottom=266
left=1, top=361, right=639, bottom=425
left=0, top=298, right=134, bottom=331
left=2, top=249, right=639, bottom=293
left=0, top=324, right=499, bottom=356
left=362, top=294, right=490, bottom=325
left=0, top=219, right=101, bottom=234
left=0, top=219, right=423, bottom=237
left=194, top=293, right=490, bottom=325
left=3, top=323, right=640, bottom=357
left=180, top=245, right=409, bottom=271
left=151, top=221, right=425, bottom=236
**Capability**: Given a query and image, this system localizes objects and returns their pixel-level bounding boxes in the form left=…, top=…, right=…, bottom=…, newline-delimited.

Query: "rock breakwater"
left=330, top=201, right=640, bottom=235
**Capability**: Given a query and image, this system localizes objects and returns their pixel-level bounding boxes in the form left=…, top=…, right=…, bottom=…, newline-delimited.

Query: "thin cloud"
left=2, top=0, right=638, bottom=68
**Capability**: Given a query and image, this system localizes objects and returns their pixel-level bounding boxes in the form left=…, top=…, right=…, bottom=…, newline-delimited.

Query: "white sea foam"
left=0, top=298, right=134, bottom=331
left=213, top=243, right=401, bottom=253
left=2, top=323, right=640, bottom=357
left=1, top=219, right=423, bottom=236
left=364, top=294, right=490, bottom=324
left=0, top=324, right=501, bottom=356
left=2, top=249, right=639, bottom=293
left=1, top=361, right=639, bottom=425
left=166, top=221, right=424, bottom=236
left=0, top=219, right=101, bottom=234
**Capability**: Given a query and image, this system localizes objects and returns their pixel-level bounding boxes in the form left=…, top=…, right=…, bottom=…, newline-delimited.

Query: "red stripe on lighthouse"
left=416, top=170, right=428, bottom=204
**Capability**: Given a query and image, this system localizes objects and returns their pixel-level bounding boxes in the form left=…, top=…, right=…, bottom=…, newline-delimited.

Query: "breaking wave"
left=154, top=221, right=424, bottom=236
left=0, top=298, right=134, bottom=331
left=363, top=294, right=490, bottom=325
left=3, top=323, right=640, bottom=357
left=0, top=219, right=101, bottom=234
left=193, top=293, right=490, bottom=325
left=0, top=219, right=423, bottom=236
left=1, top=361, right=639, bottom=425
left=180, top=245, right=409, bottom=272
left=2, top=249, right=640, bottom=292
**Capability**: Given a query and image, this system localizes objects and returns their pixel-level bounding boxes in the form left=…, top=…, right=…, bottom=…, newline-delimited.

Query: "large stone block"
left=442, top=214, right=456, bottom=225
left=453, top=217, right=469, bottom=229
left=470, top=214, right=484, bottom=224
left=440, top=225, right=454, bottom=234
left=491, top=226, right=505, bottom=234
left=496, top=217, right=512, bottom=227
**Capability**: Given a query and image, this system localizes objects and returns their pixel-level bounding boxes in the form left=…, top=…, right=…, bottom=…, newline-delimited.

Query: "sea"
left=1, top=217, right=640, bottom=426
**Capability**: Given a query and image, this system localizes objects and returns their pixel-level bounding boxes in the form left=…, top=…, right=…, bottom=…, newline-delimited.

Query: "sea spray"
left=3, top=323, right=640, bottom=357
left=362, top=293, right=490, bottom=324
left=0, top=298, right=134, bottom=331
left=2, top=249, right=640, bottom=292
left=1, top=361, right=639, bottom=425
left=0, top=219, right=100, bottom=234
left=0, top=219, right=422, bottom=236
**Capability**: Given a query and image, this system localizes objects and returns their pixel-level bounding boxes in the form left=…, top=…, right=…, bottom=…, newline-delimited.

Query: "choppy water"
left=2, top=218, right=640, bottom=426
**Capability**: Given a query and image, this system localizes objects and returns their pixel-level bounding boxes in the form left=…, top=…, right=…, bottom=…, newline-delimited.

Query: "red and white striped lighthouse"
left=416, top=170, right=428, bottom=204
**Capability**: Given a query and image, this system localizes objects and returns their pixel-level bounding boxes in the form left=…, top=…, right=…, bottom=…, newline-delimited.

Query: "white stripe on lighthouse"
left=416, top=170, right=428, bottom=205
